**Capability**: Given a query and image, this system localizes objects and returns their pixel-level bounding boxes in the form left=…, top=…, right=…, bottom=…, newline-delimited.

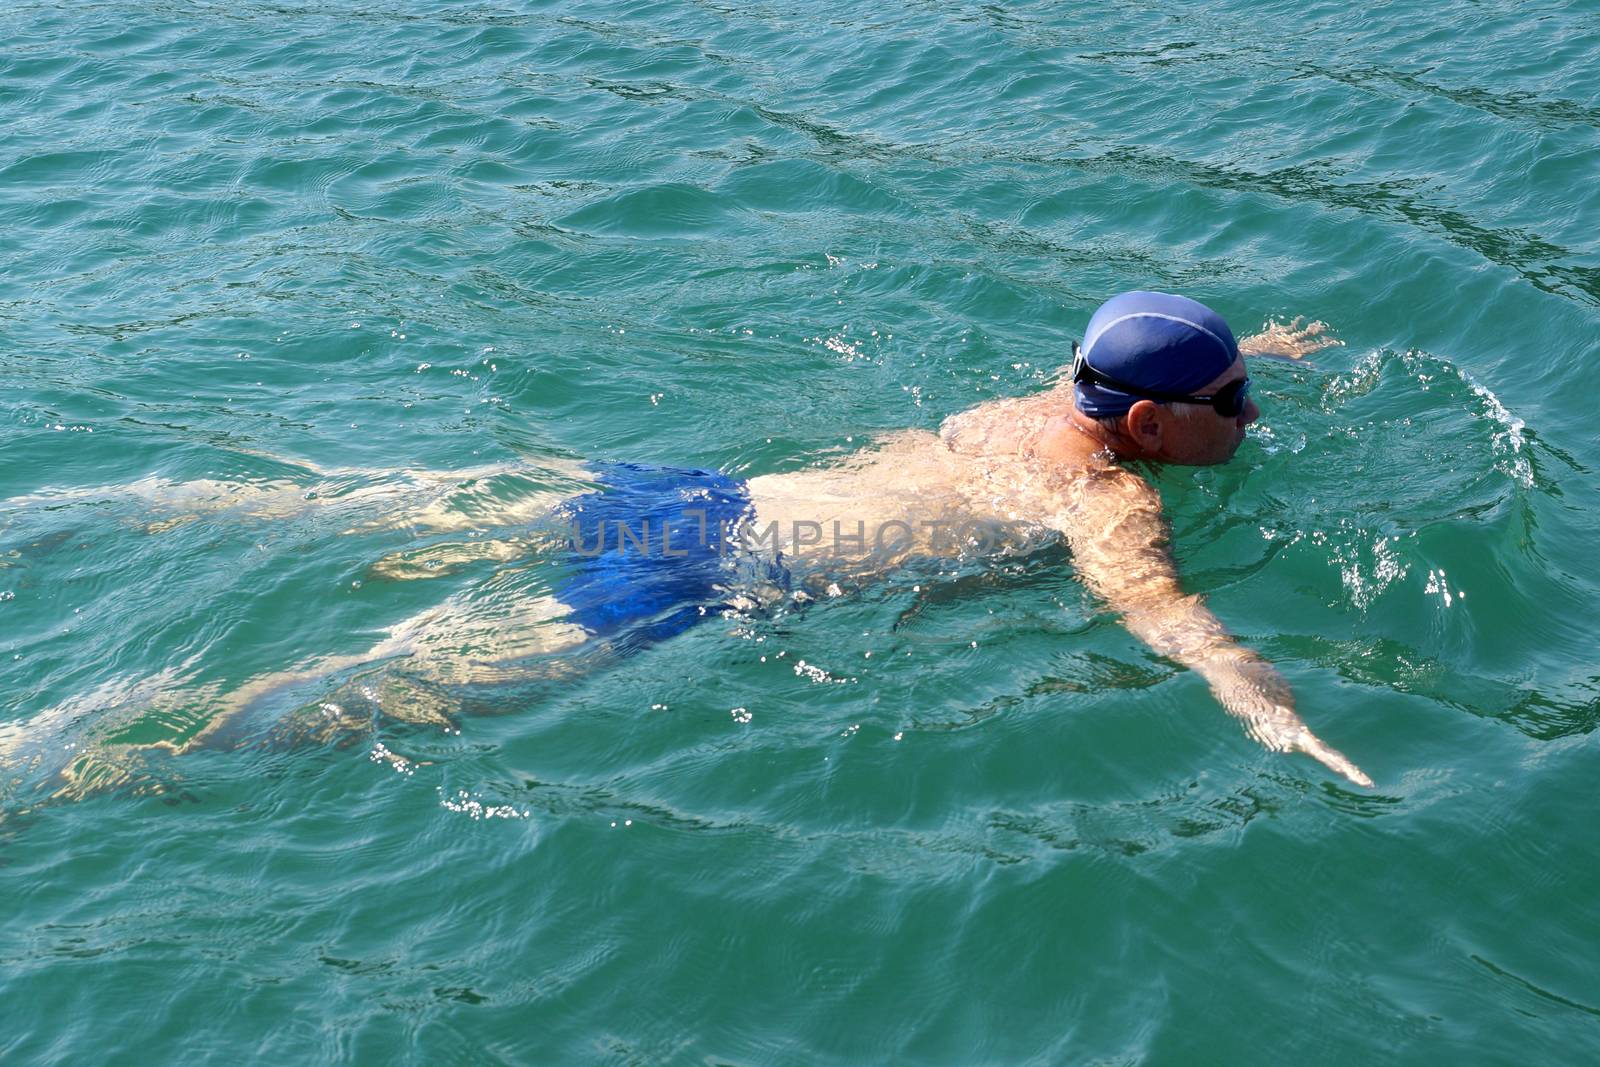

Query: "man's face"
left=1141, top=356, right=1260, bottom=465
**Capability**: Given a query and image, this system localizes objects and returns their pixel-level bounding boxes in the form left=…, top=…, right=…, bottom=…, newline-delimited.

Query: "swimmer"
left=4, top=291, right=1370, bottom=803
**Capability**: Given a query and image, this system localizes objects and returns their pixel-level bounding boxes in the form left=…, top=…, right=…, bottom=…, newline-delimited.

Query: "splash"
left=1455, top=364, right=1533, bottom=489
left=1323, top=349, right=1533, bottom=490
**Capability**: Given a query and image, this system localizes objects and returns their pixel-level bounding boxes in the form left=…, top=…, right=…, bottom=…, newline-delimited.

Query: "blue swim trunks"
left=553, top=462, right=774, bottom=648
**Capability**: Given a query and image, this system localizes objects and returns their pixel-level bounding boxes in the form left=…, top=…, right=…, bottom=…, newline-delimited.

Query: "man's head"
left=1071, top=291, right=1260, bottom=465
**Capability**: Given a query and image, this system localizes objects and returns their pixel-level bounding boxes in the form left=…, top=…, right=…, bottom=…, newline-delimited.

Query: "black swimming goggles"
left=1070, top=342, right=1252, bottom=418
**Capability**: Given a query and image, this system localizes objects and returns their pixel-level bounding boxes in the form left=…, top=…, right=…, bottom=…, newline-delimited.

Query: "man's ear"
left=1126, top=399, right=1164, bottom=453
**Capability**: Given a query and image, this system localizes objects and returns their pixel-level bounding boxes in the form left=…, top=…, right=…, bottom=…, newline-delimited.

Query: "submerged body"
left=2, top=307, right=1370, bottom=804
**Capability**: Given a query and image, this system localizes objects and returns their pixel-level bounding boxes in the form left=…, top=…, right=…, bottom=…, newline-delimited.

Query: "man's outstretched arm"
left=1045, top=463, right=1372, bottom=786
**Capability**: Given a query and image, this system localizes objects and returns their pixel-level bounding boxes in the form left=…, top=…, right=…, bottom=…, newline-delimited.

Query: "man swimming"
left=3, top=291, right=1371, bottom=802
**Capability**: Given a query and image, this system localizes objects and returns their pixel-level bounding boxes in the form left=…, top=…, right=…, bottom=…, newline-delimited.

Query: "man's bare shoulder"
left=1021, top=418, right=1165, bottom=532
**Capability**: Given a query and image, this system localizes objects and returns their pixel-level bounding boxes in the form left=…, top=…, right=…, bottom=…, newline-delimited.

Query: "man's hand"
left=1237, top=317, right=1343, bottom=361
left=1199, top=653, right=1373, bottom=787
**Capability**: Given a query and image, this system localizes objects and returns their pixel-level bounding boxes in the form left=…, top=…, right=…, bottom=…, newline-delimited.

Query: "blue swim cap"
left=1074, top=291, right=1239, bottom=418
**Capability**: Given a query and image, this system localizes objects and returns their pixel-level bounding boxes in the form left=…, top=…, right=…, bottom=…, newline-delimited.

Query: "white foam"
left=1455, top=365, right=1533, bottom=489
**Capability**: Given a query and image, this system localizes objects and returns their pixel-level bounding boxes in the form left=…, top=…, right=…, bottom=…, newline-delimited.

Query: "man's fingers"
left=1298, top=733, right=1374, bottom=788
left=1302, top=321, right=1343, bottom=347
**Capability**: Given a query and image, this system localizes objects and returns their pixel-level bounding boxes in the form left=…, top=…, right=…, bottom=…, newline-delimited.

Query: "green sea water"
left=4, top=0, right=1599, bottom=1061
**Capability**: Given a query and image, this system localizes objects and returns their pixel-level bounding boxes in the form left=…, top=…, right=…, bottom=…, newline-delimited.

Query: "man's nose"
left=1239, top=398, right=1260, bottom=427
